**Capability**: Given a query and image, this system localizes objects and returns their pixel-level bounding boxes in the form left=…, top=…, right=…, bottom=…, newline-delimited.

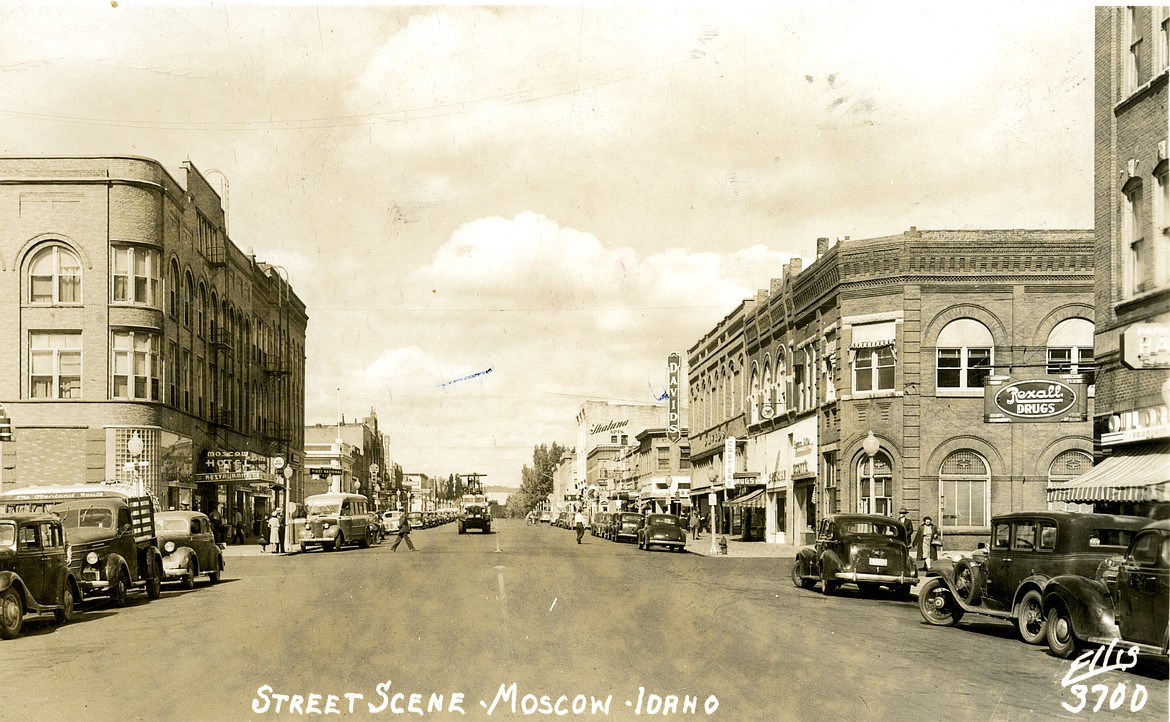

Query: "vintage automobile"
left=791, top=514, right=917, bottom=598
left=1041, top=519, right=1169, bottom=659
left=918, top=511, right=1149, bottom=645
left=592, top=512, right=610, bottom=537
left=613, top=512, right=644, bottom=543
left=407, top=511, right=424, bottom=530
left=638, top=514, right=686, bottom=552
left=0, top=513, right=79, bottom=639
left=458, top=494, right=492, bottom=534
left=538, top=510, right=552, bottom=524
left=381, top=510, right=401, bottom=535
left=155, top=510, right=225, bottom=589
left=300, top=492, right=376, bottom=552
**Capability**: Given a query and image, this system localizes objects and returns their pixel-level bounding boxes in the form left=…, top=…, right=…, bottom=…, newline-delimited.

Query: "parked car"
left=638, top=514, right=686, bottom=552
left=1041, top=519, right=1169, bottom=659
left=0, top=513, right=78, bottom=639
left=538, top=510, right=551, bottom=524
left=791, top=514, right=916, bottom=598
left=918, top=511, right=1149, bottom=644
left=381, top=511, right=401, bottom=535
left=592, top=512, right=610, bottom=537
left=614, top=512, right=644, bottom=543
left=407, top=511, right=424, bottom=530
left=154, top=510, right=225, bottom=589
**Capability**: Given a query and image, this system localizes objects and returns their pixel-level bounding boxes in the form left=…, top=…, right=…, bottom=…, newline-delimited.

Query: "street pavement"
left=5, top=518, right=1167, bottom=721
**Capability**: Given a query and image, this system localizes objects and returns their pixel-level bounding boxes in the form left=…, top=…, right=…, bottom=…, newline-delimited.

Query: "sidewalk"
left=684, top=533, right=797, bottom=558
left=220, top=536, right=301, bottom=558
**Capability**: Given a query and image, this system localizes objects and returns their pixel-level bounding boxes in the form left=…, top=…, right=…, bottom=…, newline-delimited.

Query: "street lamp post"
left=862, top=431, right=881, bottom=515
left=126, top=431, right=147, bottom=497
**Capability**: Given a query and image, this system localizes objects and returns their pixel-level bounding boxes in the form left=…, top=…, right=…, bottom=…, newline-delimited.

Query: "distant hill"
left=484, top=485, right=518, bottom=494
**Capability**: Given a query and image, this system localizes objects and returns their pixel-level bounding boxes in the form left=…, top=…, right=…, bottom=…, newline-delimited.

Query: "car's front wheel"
left=918, top=577, right=963, bottom=626
left=110, top=570, right=130, bottom=607
left=182, top=559, right=198, bottom=590
left=1017, top=589, right=1047, bottom=645
left=0, top=588, right=23, bottom=639
left=146, top=558, right=162, bottom=600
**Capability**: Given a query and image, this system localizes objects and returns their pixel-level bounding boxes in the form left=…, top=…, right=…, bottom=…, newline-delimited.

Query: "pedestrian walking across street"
left=391, top=508, right=416, bottom=552
left=574, top=510, right=586, bottom=544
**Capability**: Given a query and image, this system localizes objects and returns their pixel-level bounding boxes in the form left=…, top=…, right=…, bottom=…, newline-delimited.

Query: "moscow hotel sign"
left=984, top=377, right=1085, bottom=423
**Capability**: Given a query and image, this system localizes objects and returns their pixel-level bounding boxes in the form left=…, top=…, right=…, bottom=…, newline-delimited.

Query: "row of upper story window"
left=24, top=241, right=299, bottom=366
left=1120, top=6, right=1170, bottom=99
left=689, top=317, right=1095, bottom=431
left=24, top=328, right=301, bottom=429
left=1120, top=162, right=1170, bottom=298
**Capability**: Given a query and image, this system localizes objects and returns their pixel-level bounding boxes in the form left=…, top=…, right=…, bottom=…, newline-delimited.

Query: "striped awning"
left=1047, top=443, right=1170, bottom=503
left=726, top=488, right=766, bottom=508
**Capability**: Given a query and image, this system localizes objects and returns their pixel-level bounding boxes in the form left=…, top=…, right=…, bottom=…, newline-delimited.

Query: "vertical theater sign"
left=667, top=353, right=681, bottom=443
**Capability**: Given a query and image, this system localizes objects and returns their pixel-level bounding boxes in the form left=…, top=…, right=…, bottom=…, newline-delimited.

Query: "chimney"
left=816, top=237, right=829, bottom=257
left=790, top=258, right=803, bottom=274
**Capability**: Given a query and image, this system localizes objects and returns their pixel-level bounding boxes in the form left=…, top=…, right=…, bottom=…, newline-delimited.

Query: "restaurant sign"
left=985, top=378, right=1085, bottom=423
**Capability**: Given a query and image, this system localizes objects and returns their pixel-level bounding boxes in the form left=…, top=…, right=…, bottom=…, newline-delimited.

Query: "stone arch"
left=922, top=304, right=1007, bottom=347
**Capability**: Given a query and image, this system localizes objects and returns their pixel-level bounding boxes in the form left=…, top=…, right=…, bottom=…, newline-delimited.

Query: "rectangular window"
left=936, top=348, right=962, bottom=388
left=112, top=331, right=160, bottom=401
left=29, top=332, right=82, bottom=399
left=1013, top=522, right=1037, bottom=551
left=657, top=447, right=670, bottom=470
left=853, top=347, right=895, bottom=393
left=940, top=479, right=988, bottom=527
left=1156, top=168, right=1170, bottom=290
left=1158, top=6, right=1170, bottom=71
left=168, top=341, right=178, bottom=407
left=111, top=246, right=159, bottom=306
left=181, top=350, right=191, bottom=411
left=1125, top=183, right=1149, bottom=295
left=1125, top=6, right=1143, bottom=95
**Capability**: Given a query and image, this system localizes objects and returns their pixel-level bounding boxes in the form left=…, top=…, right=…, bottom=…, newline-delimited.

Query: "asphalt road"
left=2, top=519, right=1166, bottom=721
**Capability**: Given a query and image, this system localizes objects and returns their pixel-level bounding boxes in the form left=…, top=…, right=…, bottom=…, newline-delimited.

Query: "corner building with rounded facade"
left=690, top=228, right=1097, bottom=550
left=0, top=156, right=308, bottom=524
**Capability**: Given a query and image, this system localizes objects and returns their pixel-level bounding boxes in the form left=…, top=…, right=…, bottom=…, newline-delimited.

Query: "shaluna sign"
left=984, top=378, right=1086, bottom=423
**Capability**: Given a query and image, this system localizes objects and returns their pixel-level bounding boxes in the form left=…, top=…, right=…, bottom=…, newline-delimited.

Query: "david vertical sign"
left=667, top=353, right=681, bottom=442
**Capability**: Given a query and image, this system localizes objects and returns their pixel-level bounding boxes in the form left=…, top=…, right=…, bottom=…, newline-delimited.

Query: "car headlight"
left=86, top=551, right=99, bottom=565
left=164, top=541, right=176, bottom=554
left=322, top=522, right=330, bottom=530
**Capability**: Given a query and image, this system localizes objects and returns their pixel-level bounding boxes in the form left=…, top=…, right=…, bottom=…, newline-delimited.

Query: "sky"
left=0, top=1, right=1096, bottom=488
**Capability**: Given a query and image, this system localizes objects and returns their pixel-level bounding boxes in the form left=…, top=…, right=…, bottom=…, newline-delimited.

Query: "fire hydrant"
left=718, top=536, right=728, bottom=555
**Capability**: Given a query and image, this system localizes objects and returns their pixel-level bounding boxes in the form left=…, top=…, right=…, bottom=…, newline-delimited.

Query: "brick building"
left=691, top=228, right=1098, bottom=550
left=1050, top=6, right=1170, bottom=511
left=0, top=156, right=307, bottom=529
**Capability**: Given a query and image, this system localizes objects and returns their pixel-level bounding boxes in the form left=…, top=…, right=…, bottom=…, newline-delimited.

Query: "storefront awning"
left=726, top=488, right=766, bottom=508
left=1047, top=443, right=1170, bottom=503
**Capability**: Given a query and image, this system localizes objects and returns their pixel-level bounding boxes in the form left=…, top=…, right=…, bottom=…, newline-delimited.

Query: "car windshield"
left=621, top=514, right=642, bottom=523
left=52, top=504, right=113, bottom=529
left=0, top=522, right=15, bottom=549
left=840, top=520, right=901, bottom=537
left=306, top=503, right=340, bottom=516
left=159, top=518, right=190, bottom=532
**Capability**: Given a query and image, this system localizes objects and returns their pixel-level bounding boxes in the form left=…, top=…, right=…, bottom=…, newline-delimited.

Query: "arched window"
left=1048, top=450, right=1094, bottom=513
left=749, top=362, right=760, bottom=424
left=1046, top=318, right=1095, bottom=384
left=167, top=259, right=180, bottom=319
left=939, top=450, right=990, bottom=528
left=29, top=244, right=81, bottom=304
left=774, top=347, right=787, bottom=412
left=197, top=282, right=207, bottom=338
left=936, top=319, right=994, bottom=391
left=857, top=450, right=893, bottom=516
left=183, top=271, right=194, bottom=327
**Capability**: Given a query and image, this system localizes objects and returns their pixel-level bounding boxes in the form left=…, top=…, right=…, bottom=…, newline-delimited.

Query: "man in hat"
left=897, top=507, right=915, bottom=541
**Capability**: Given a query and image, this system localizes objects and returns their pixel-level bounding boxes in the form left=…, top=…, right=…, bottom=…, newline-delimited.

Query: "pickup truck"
left=0, top=483, right=163, bottom=606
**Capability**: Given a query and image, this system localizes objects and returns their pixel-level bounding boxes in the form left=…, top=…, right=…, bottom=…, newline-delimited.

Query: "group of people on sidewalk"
left=898, top=507, right=943, bottom=569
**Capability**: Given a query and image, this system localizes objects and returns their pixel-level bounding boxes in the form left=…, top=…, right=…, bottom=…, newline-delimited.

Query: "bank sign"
left=984, top=377, right=1086, bottom=423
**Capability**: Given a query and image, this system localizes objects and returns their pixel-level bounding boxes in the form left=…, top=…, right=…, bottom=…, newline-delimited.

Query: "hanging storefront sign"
left=984, top=377, right=1086, bottom=423
left=1120, top=322, right=1170, bottom=370
left=724, top=437, right=736, bottom=489
left=667, top=353, right=681, bottom=442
